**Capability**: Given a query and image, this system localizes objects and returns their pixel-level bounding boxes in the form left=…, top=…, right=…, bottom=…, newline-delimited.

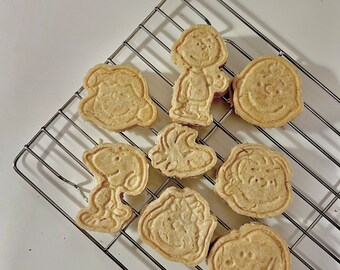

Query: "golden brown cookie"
left=138, top=186, right=217, bottom=266
left=207, top=223, right=291, bottom=270
left=149, top=123, right=217, bottom=178
left=169, top=25, right=231, bottom=127
left=215, top=144, right=292, bottom=218
left=233, top=55, right=303, bottom=128
left=76, top=143, right=149, bottom=233
left=79, top=64, right=157, bottom=132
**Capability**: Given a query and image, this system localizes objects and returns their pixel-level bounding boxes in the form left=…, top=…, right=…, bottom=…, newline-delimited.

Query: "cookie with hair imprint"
left=215, top=144, right=292, bottom=218
left=207, top=223, right=291, bottom=270
left=233, top=55, right=303, bottom=128
left=76, top=143, right=149, bottom=233
left=79, top=64, right=157, bottom=132
left=138, top=187, right=217, bottom=266
left=170, top=25, right=230, bottom=127
left=149, top=123, right=217, bottom=178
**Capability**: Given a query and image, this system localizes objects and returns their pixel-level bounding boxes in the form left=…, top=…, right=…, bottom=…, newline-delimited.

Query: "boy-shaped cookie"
left=76, top=143, right=149, bottom=233
left=79, top=64, right=157, bottom=132
left=169, top=25, right=230, bottom=126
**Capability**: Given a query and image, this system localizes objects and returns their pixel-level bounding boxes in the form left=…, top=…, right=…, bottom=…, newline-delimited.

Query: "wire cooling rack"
left=13, top=0, right=340, bottom=269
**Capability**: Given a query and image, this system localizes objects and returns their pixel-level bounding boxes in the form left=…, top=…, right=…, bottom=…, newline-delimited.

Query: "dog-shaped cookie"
left=76, top=143, right=149, bottom=233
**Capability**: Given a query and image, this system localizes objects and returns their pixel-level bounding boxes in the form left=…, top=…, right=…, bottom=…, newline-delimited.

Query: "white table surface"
left=1, top=0, right=339, bottom=269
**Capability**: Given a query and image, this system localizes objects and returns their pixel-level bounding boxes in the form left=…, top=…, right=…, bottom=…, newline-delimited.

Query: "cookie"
left=169, top=25, right=231, bottom=127
left=138, top=186, right=217, bottom=266
left=76, top=143, right=149, bottom=233
left=149, top=123, right=217, bottom=178
left=207, top=223, right=291, bottom=270
left=215, top=144, right=292, bottom=218
left=79, top=64, right=157, bottom=132
left=232, top=55, right=303, bottom=128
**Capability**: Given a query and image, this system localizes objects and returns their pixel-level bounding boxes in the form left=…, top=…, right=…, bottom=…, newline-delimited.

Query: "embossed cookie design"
left=79, top=64, right=157, bottom=132
left=233, top=55, right=303, bottom=128
left=76, top=143, right=149, bottom=233
left=169, top=25, right=231, bottom=127
left=207, top=223, right=291, bottom=270
left=138, top=187, right=217, bottom=266
left=215, top=144, right=292, bottom=218
left=149, top=123, right=217, bottom=178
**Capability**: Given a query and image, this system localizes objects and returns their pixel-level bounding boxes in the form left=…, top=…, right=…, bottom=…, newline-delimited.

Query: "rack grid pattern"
left=13, top=0, right=339, bottom=269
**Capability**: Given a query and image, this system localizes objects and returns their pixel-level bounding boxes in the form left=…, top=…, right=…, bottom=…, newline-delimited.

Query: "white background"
left=1, top=0, right=339, bottom=269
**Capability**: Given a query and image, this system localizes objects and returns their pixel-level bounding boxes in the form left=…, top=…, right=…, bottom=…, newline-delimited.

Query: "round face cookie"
left=149, top=123, right=217, bottom=178
left=233, top=55, right=303, bottom=128
left=138, top=187, right=217, bottom=266
left=207, top=223, right=291, bottom=270
left=215, top=144, right=292, bottom=218
left=79, top=64, right=157, bottom=132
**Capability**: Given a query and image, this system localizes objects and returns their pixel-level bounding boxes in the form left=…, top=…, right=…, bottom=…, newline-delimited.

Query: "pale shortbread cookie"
left=169, top=25, right=231, bottom=127
left=76, top=143, right=149, bottom=233
left=215, top=144, right=292, bottom=218
left=149, top=123, right=217, bottom=178
left=138, top=187, right=217, bottom=266
left=233, top=55, right=303, bottom=128
left=207, top=223, right=291, bottom=270
left=79, top=64, right=157, bottom=132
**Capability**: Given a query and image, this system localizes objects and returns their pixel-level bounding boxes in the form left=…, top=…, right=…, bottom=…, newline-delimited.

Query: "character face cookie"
left=207, top=223, right=291, bottom=270
left=233, top=55, right=303, bottom=128
left=170, top=25, right=230, bottom=127
left=149, top=123, right=217, bottom=178
left=79, top=64, right=157, bottom=132
left=138, top=187, right=217, bottom=266
left=76, top=143, right=149, bottom=233
left=215, top=144, right=292, bottom=218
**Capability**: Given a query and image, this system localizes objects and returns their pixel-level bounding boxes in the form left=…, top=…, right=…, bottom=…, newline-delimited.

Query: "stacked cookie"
left=75, top=24, right=301, bottom=269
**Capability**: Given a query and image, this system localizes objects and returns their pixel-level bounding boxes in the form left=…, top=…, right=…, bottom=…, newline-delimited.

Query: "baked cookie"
left=207, top=223, right=291, bottom=270
left=76, top=143, right=149, bottom=233
left=169, top=25, right=230, bottom=127
left=138, top=186, right=217, bottom=266
left=233, top=55, right=303, bottom=128
left=79, top=64, right=157, bottom=132
left=215, top=144, right=292, bottom=218
left=149, top=123, right=217, bottom=178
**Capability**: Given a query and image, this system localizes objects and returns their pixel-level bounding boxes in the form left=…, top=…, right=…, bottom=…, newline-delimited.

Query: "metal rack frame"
left=13, top=0, right=339, bottom=269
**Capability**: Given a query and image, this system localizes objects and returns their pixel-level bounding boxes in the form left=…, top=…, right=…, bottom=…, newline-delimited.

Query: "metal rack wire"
left=13, top=0, right=339, bottom=269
